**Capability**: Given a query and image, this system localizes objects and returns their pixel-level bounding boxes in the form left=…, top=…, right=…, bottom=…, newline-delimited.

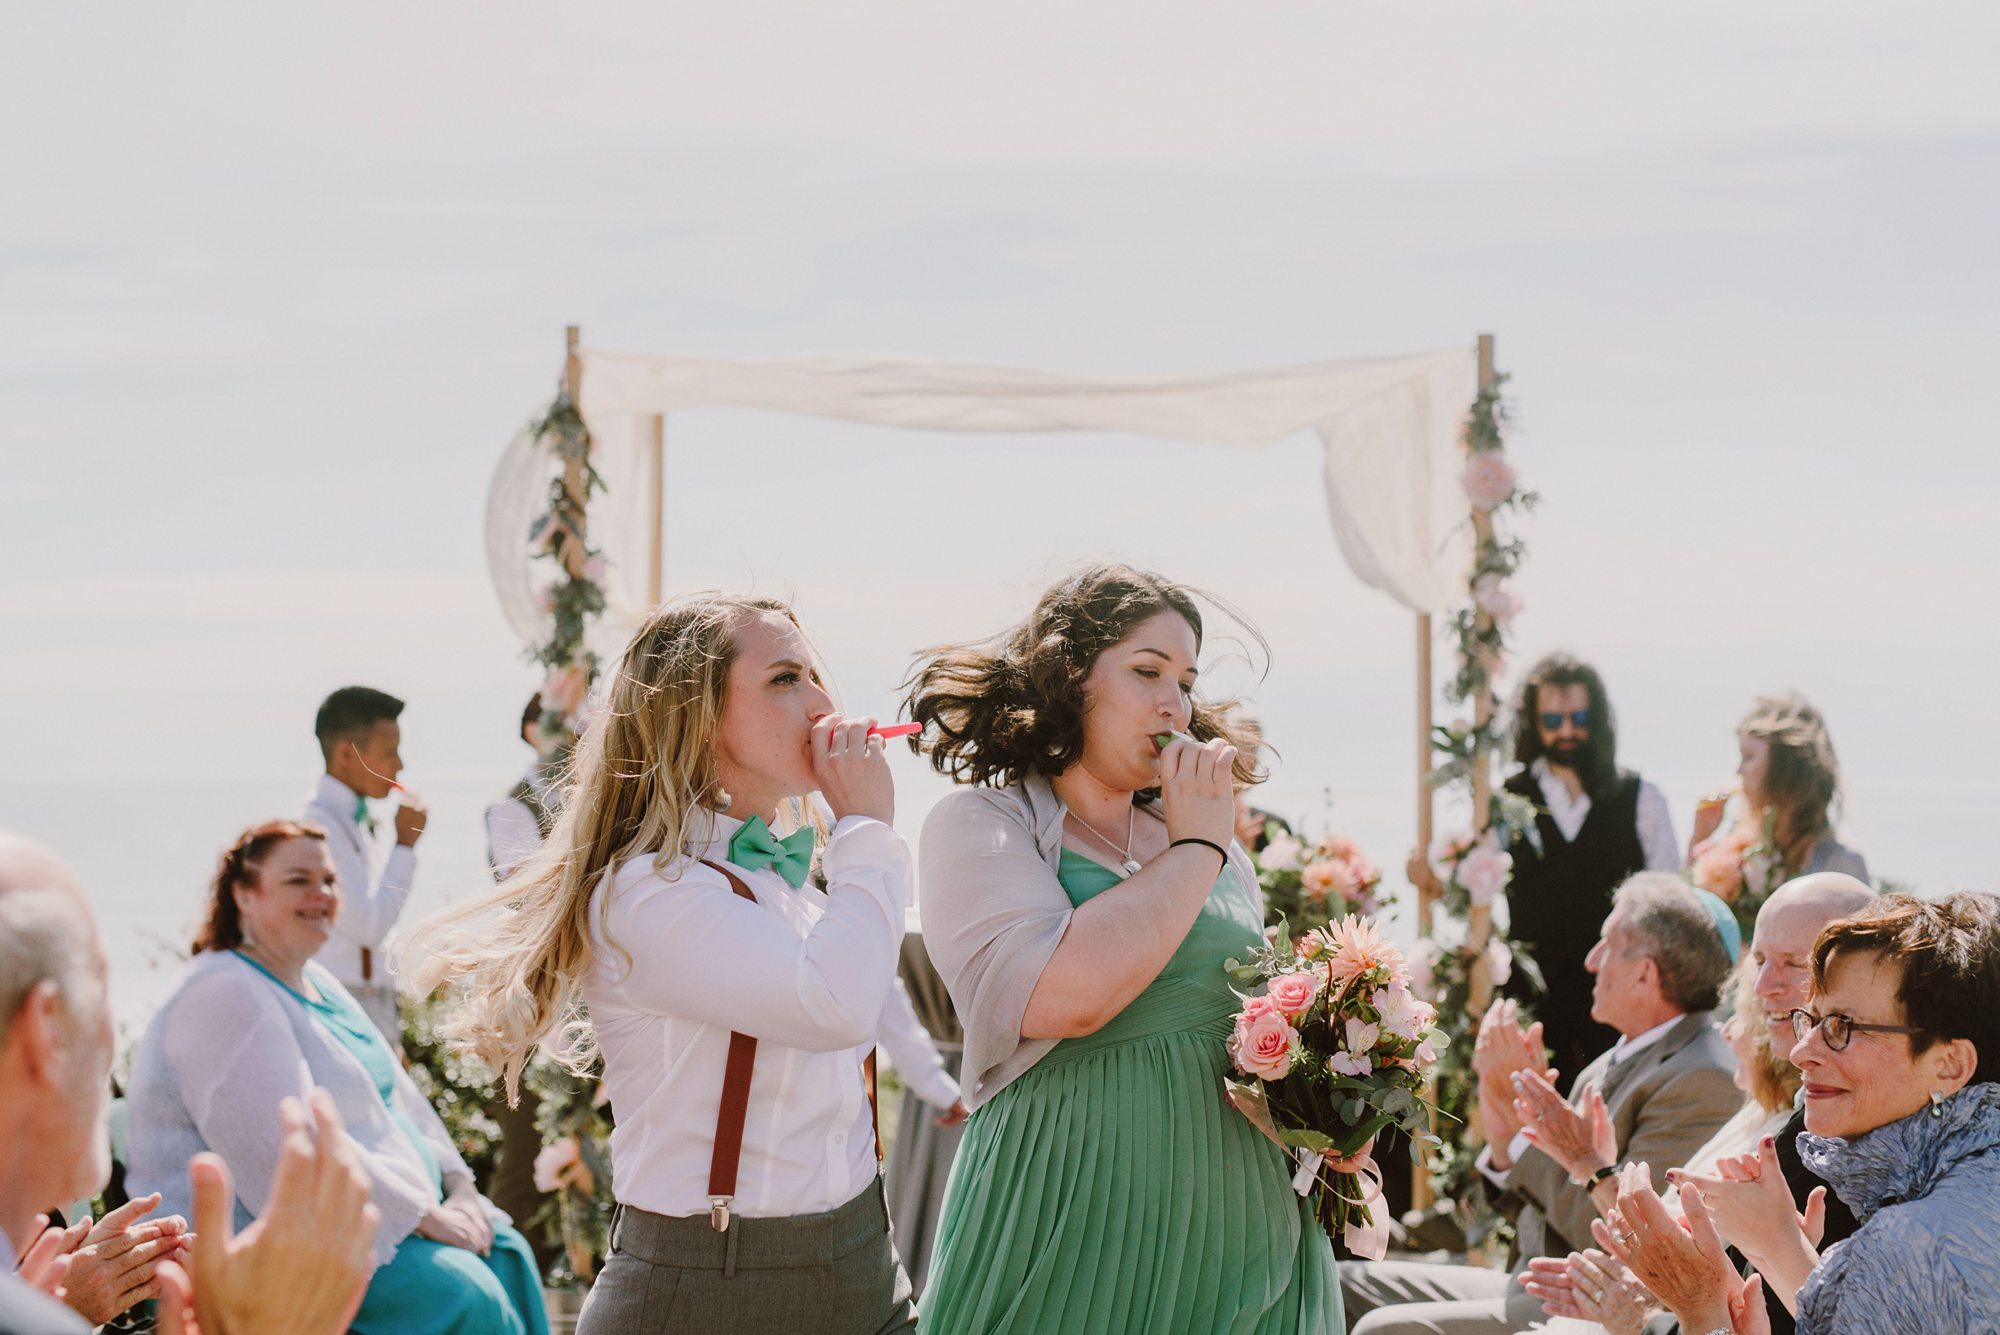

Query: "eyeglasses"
left=1540, top=710, right=1591, bottom=730
left=1788, top=1008, right=1930, bottom=1052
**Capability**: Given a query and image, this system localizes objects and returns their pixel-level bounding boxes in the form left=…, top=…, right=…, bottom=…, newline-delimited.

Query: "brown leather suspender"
left=701, top=859, right=881, bottom=1233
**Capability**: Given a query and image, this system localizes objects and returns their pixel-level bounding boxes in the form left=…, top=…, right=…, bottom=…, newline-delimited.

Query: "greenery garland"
left=523, top=388, right=608, bottom=749
left=1419, top=372, right=1541, bottom=1218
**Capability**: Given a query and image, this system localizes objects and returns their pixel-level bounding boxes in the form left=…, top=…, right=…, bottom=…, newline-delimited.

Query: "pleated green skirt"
left=920, top=854, right=1342, bottom=1335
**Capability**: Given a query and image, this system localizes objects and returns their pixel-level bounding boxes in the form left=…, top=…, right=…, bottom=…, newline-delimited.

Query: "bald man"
left=0, top=834, right=112, bottom=1333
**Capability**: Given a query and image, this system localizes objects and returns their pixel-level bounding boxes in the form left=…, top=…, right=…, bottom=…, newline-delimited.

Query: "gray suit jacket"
left=0, top=1274, right=90, bottom=1335
left=1500, top=1010, right=1742, bottom=1261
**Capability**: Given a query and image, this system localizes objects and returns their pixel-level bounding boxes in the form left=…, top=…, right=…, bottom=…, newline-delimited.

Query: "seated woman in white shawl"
left=125, top=820, right=549, bottom=1335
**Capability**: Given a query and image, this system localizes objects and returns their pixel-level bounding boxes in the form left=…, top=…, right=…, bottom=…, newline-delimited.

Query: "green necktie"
left=726, top=816, right=816, bottom=888
left=353, top=795, right=376, bottom=837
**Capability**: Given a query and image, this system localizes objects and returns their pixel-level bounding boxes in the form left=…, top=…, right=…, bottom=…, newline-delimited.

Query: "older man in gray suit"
left=1344, top=872, right=1743, bottom=1334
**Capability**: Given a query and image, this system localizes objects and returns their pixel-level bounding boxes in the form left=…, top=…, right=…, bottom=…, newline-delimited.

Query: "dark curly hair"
left=194, top=819, right=329, bottom=954
left=902, top=563, right=1266, bottom=789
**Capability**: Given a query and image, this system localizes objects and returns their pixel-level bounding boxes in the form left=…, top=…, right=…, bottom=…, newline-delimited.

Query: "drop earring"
left=1930, top=1090, right=1947, bottom=1118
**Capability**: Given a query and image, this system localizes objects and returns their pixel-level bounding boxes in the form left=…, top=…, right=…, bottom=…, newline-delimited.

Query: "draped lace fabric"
left=485, top=347, right=1484, bottom=654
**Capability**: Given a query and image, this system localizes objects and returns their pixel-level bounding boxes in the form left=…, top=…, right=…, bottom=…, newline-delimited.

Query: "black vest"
left=1502, top=767, right=1647, bottom=1082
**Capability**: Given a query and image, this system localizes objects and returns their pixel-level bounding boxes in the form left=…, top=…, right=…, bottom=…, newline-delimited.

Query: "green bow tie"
left=726, top=817, right=815, bottom=888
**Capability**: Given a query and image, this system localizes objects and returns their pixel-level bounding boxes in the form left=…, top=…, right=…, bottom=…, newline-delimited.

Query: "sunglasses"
left=1788, top=1008, right=1930, bottom=1053
left=1540, top=710, right=1591, bottom=730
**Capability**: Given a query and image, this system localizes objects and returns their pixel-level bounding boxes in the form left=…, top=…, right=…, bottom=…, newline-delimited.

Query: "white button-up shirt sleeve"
left=1636, top=781, right=1680, bottom=871
left=604, top=816, right=908, bottom=1051
left=485, top=798, right=543, bottom=880
left=332, top=841, right=415, bottom=950
left=875, top=977, right=962, bottom=1109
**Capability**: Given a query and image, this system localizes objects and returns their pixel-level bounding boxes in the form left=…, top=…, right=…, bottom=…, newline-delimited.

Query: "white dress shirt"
left=303, top=774, right=414, bottom=1002
left=485, top=761, right=558, bottom=879
left=1531, top=759, right=1680, bottom=872
left=583, top=811, right=912, bottom=1219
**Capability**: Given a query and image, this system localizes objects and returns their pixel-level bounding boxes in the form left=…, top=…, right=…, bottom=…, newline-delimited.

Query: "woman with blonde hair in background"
left=404, top=594, right=917, bottom=1335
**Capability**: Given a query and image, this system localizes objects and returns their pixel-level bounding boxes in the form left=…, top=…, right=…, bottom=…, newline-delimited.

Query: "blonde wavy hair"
left=402, top=592, right=803, bottom=1100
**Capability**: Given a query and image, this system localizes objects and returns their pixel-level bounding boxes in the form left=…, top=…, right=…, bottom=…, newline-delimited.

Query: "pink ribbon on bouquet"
left=1297, top=1149, right=1390, bottom=1260
left=1338, top=1156, right=1390, bottom=1260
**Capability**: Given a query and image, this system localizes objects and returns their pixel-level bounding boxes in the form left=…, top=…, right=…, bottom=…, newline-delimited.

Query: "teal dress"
left=920, top=853, right=1342, bottom=1333
left=235, top=954, right=550, bottom=1335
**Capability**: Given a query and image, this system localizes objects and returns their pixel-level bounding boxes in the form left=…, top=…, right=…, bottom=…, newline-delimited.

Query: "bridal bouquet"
left=1224, top=916, right=1447, bottom=1257
left=1255, top=832, right=1385, bottom=934
left=1688, top=804, right=1783, bottom=935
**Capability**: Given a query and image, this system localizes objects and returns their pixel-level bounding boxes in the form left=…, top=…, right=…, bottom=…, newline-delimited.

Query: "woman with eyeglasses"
left=1588, top=891, right=2000, bottom=1334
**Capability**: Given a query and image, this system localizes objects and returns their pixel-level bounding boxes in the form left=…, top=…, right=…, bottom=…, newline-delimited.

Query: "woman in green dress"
left=906, top=564, right=1342, bottom=1334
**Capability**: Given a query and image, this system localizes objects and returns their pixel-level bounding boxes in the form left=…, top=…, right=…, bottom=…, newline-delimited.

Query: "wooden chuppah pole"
left=560, top=325, right=589, bottom=581
left=1411, top=610, right=1438, bottom=1211
left=1466, top=332, right=1499, bottom=1015
left=646, top=414, right=665, bottom=604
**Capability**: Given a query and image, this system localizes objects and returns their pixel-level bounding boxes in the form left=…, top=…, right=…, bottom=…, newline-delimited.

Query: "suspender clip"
left=709, top=1196, right=732, bottom=1233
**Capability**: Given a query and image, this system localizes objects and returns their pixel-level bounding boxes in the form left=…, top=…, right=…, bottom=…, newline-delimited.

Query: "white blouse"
left=582, top=811, right=911, bottom=1219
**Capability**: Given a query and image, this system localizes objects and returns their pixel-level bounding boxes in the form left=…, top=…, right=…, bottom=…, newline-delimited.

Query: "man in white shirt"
left=303, top=686, right=427, bottom=1045
left=485, top=694, right=563, bottom=880
left=1343, top=873, right=1742, bottom=1334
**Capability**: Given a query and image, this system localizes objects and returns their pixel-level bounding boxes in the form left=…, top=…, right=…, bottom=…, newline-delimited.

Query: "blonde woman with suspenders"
left=406, top=595, right=917, bottom=1334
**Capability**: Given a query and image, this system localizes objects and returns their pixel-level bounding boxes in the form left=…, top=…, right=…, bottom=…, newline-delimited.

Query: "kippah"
left=1693, top=887, right=1742, bottom=964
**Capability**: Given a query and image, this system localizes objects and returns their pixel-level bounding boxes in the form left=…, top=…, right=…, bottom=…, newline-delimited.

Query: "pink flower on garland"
left=1473, top=574, right=1523, bottom=626
left=1462, top=451, right=1517, bottom=510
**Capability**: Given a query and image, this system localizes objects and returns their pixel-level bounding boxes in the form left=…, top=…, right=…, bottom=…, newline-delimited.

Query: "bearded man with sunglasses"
left=1499, top=653, right=1681, bottom=1085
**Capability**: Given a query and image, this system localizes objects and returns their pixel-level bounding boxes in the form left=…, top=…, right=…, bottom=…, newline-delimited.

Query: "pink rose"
left=1472, top=574, right=1523, bottom=626
left=1237, top=994, right=1278, bottom=1022
left=1461, top=450, right=1517, bottom=510
left=1232, top=1008, right=1300, bottom=1081
left=1259, top=835, right=1304, bottom=872
left=1265, top=970, right=1323, bottom=1020
left=1457, top=844, right=1513, bottom=906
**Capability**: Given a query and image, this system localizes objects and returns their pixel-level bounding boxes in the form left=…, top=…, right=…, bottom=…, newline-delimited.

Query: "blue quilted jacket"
left=1795, top=1081, right=2000, bottom=1333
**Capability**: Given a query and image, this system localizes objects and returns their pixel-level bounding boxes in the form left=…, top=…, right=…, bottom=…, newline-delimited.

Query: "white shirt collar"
left=1609, top=1013, right=1682, bottom=1066
left=0, top=1225, right=15, bottom=1272
left=314, top=772, right=363, bottom=822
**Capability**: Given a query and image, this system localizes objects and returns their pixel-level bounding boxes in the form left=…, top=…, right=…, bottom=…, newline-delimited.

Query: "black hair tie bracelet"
left=1169, top=837, right=1229, bottom=867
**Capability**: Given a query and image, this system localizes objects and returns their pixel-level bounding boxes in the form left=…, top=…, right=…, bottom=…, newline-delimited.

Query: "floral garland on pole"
left=1415, top=371, right=1541, bottom=1212
left=523, top=387, right=608, bottom=747
left=522, top=380, right=617, bottom=1283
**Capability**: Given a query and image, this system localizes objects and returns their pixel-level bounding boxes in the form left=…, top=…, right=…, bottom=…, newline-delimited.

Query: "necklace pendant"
left=1120, top=858, right=1143, bottom=875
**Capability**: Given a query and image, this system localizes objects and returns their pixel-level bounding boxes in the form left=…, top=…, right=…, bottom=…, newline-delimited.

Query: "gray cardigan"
left=917, top=773, right=1260, bottom=1111
left=125, top=950, right=485, bottom=1270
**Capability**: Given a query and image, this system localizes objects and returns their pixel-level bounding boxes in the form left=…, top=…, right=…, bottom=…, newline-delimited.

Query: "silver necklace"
left=1068, top=803, right=1142, bottom=876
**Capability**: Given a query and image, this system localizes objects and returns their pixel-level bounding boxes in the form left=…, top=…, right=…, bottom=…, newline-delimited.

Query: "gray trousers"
left=577, top=1179, right=917, bottom=1335
left=1343, top=1258, right=1542, bottom=1334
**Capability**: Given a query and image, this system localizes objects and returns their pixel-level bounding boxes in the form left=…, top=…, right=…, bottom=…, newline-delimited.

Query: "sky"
left=3, top=1, right=1997, bottom=1028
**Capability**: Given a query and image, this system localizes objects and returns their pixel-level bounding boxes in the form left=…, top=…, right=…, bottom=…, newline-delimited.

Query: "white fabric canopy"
left=488, top=345, right=1481, bottom=655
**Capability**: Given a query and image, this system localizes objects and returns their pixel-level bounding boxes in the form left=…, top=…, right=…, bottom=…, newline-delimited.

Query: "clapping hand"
left=1515, top=1071, right=1616, bottom=1184
left=1667, top=1135, right=1824, bottom=1316
left=44, top=1193, right=193, bottom=1324
left=154, top=1090, right=377, bottom=1335
left=15, top=1213, right=90, bottom=1298
left=1472, top=999, right=1552, bottom=1167
left=1522, top=1248, right=1660, bottom=1335
left=1595, top=1165, right=1744, bottom=1335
